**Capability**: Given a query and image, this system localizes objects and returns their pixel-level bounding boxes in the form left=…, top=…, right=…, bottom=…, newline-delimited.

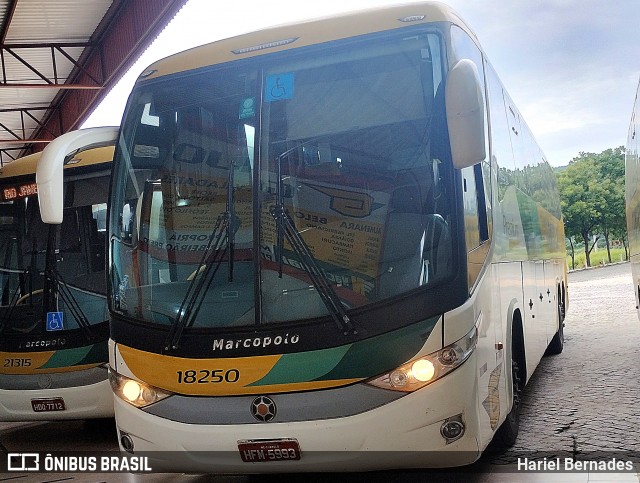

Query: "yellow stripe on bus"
left=0, top=351, right=100, bottom=374
left=117, top=344, right=361, bottom=396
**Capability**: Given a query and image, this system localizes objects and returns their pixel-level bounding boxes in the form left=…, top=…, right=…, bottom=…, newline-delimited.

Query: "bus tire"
left=494, top=358, right=522, bottom=448
left=545, top=299, right=564, bottom=355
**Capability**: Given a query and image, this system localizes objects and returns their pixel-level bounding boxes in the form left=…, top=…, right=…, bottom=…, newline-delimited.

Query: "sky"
left=82, top=0, right=640, bottom=167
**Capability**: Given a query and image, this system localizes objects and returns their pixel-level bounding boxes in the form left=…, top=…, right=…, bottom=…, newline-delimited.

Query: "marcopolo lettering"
left=24, top=338, right=66, bottom=349
left=213, top=333, right=300, bottom=351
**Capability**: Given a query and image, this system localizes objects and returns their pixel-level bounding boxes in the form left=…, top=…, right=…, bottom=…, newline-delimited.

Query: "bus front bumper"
left=0, top=378, right=113, bottom=421
left=113, top=356, right=484, bottom=473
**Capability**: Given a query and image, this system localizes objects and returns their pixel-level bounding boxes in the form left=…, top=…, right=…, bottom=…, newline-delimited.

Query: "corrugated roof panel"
left=0, top=112, right=24, bottom=130
left=6, top=0, right=113, bottom=43
left=0, top=0, right=112, bottom=156
left=0, top=125, right=39, bottom=141
left=0, top=88, right=58, bottom=143
left=0, top=116, right=46, bottom=132
left=1, top=46, right=85, bottom=83
left=0, top=4, right=8, bottom=26
left=0, top=88, right=54, bottom=108
left=0, top=106, right=50, bottom=140
left=0, top=0, right=188, bottom=161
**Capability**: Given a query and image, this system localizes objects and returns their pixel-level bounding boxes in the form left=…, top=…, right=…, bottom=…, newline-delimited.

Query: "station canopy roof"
left=0, top=0, right=188, bottom=165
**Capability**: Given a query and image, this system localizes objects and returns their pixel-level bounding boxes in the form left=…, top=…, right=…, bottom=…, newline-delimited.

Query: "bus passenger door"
left=461, top=163, right=504, bottom=443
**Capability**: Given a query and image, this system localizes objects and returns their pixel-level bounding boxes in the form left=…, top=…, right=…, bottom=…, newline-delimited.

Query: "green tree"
left=557, top=156, right=605, bottom=268
left=594, top=147, right=626, bottom=263
left=556, top=147, right=626, bottom=268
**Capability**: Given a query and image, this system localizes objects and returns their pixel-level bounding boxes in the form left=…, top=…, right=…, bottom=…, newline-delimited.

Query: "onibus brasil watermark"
left=7, top=453, right=152, bottom=473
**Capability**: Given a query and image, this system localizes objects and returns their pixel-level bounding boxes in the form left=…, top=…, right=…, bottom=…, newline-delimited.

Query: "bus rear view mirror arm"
left=445, top=59, right=486, bottom=170
left=36, top=126, right=119, bottom=224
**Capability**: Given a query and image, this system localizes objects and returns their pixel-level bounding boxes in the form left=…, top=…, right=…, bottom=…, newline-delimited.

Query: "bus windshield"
left=110, top=29, right=458, bottom=331
left=0, top=175, right=109, bottom=336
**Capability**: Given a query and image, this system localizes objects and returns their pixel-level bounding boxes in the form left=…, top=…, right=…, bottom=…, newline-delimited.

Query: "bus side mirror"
left=445, top=59, right=486, bottom=170
left=36, top=126, right=119, bottom=224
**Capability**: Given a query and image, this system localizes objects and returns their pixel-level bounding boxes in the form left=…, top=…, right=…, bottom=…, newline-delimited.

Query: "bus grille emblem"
left=251, top=396, right=276, bottom=422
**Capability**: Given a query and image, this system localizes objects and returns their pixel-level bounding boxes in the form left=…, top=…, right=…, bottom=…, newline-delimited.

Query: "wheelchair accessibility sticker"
left=265, top=73, right=294, bottom=101
left=46, top=312, right=64, bottom=332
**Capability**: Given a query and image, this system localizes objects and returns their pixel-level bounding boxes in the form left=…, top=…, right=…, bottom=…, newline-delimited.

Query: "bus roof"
left=0, top=145, right=114, bottom=179
left=139, top=1, right=474, bottom=81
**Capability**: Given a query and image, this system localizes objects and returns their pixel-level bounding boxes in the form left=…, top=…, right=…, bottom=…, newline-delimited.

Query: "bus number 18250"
left=176, top=369, right=240, bottom=384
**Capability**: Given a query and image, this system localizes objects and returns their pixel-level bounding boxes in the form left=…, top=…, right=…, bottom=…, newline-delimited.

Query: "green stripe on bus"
left=40, top=343, right=107, bottom=368
left=250, top=316, right=439, bottom=386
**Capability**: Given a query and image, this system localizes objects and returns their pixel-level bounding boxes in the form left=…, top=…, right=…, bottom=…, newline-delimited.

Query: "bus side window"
left=462, top=163, right=491, bottom=290
left=475, top=163, right=490, bottom=243
left=462, top=166, right=481, bottom=249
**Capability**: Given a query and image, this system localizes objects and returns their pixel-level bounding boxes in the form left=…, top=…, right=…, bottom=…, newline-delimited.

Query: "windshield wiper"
left=0, top=226, right=95, bottom=340
left=164, top=210, right=230, bottom=352
left=0, top=227, right=44, bottom=335
left=46, top=269, right=95, bottom=340
left=42, top=225, right=94, bottom=340
left=0, top=267, right=34, bottom=336
left=164, top=163, right=238, bottom=352
left=270, top=145, right=356, bottom=336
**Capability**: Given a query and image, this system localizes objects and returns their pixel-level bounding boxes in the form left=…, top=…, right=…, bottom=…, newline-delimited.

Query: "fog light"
left=120, top=432, right=134, bottom=453
left=440, top=417, right=465, bottom=443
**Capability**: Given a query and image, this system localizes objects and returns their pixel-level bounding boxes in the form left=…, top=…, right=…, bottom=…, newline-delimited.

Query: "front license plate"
left=31, top=397, right=66, bottom=412
left=238, top=439, right=301, bottom=462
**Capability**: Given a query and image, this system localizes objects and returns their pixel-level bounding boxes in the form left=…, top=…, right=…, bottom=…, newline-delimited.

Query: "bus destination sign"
left=2, top=182, right=38, bottom=201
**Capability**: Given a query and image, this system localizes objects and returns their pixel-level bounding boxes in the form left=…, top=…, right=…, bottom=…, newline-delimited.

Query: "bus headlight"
left=108, top=368, right=172, bottom=408
left=366, top=326, right=477, bottom=392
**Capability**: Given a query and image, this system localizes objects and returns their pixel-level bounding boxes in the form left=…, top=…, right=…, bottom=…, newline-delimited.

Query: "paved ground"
left=1, top=263, right=639, bottom=482
left=497, top=263, right=640, bottom=462
left=474, top=262, right=640, bottom=481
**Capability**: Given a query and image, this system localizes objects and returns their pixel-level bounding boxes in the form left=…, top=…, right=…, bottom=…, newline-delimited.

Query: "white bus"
left=36, top=2, right=567, bottom=471
left=626, top=77, right=640, bottom=319
left=0, top=142, right=114, bottom=421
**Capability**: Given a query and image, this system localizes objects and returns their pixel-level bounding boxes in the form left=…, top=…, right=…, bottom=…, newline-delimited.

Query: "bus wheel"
left=494, top=358, right=521, bottom=448
left=545, top=301, right=564, bottom=355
